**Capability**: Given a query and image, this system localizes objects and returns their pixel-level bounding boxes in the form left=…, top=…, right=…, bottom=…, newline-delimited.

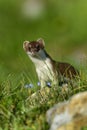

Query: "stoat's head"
left=23, top=38, right=45, bottom=57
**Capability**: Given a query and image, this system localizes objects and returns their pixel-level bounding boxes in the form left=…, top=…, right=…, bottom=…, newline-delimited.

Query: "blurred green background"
left=0, top=0, right=87, bottom=82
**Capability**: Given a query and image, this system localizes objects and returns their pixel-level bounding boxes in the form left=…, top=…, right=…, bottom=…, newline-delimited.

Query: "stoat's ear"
left=37, top=38, right=45, bottom=48
left=23, top=41, right=30, bottom=46
left=23, top=41, right=30, bottom=50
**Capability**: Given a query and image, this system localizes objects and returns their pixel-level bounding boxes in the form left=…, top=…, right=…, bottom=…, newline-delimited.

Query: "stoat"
left=23, top=38, right=79, bottom=88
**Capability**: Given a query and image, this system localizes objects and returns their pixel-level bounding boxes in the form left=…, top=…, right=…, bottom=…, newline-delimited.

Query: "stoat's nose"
left=23, top=41, right=30, bottom=51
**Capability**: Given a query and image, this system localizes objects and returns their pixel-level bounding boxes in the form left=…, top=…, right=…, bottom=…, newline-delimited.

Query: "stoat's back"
left=55, top=62, right=78, bottom=79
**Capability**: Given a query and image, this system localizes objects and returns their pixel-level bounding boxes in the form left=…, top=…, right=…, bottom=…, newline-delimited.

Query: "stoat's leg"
left=59, top=76, right=78, bottom=88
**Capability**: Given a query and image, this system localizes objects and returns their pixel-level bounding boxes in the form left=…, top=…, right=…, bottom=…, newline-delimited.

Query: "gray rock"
left=46, top=91, right=87, bottom=130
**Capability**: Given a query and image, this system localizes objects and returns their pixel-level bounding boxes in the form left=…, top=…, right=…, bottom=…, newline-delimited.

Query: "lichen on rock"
left=46, top=91, right=87, bottom=130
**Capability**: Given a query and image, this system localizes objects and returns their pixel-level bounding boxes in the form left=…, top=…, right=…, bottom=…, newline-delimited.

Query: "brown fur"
left=23, top=39, right=79, bottom=87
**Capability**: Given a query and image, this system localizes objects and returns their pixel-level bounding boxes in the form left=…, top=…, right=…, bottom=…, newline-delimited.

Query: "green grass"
left=0, top=65, right=87, bottom=130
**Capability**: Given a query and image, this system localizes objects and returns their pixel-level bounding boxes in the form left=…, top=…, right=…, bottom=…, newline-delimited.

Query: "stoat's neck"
left=28, top=49, right=53, bottom=67
left=41, top=49, right=53, bottom=60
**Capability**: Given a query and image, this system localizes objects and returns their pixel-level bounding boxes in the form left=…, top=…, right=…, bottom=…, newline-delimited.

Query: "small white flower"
left=46, top=82, right=51, bottom=87
left=37, top=82, right=41, bottom=86
left=24, top=83, right=34, bottom=88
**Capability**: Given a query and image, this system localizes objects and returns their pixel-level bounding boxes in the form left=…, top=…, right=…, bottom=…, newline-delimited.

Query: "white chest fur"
left=36, top=58, right=55, bottom=80
left=28, top=54, right=58, bottom=87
